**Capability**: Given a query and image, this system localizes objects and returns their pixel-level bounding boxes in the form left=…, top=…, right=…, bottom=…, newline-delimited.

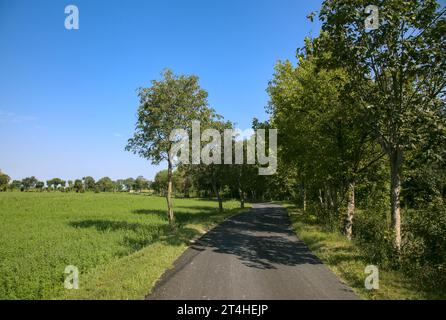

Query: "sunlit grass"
left=0, top=192, right=247, bottom=299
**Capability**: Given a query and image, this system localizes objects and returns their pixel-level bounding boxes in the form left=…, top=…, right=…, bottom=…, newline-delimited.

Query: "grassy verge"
left=281, top=202, right=436, bottom=300
left=0, top=192, right=248, bottom=299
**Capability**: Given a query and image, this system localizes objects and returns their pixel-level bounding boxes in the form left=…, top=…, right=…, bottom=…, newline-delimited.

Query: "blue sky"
left=0, top=0, right=322, bottom=182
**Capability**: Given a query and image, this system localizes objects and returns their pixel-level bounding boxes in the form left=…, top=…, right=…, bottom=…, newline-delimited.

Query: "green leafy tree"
left=126, top=69, right=219, bottom=225
left=46, top=178, right=65, bottom=191
left=123, top=178, right=135, bottom=192
left=318, top=0, right=446, bottom=249
left=0, top=171, right=10, bottom=191
left=82, top=176, right=96, bottom=191
left=35, top=181, right=45, bottom=191
left=10, top=180, right=22, bottom=191
left=73, top=179, right=84, bottom=193
left=22, top=176, right=38, bottom=191
left=135, top=176, right=149, bottom=192
left=96, top=177, right=114, bottom=192
left=152, top=170, right=168, bottom=196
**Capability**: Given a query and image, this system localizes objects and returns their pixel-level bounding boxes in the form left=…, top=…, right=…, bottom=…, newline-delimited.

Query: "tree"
left=126, top=69, right=219, bottom=225
left=135, top=176, right=149, bottom=192
left=36, top=181, right=45, bottom=191
left=73, top=179, right=84, bottom=193
left=96, top=177, right=114, bottom=192
left=187, top=120, right=233, bottom=212
left=123, top=178, right=135, bottom=192
left=318, top=0, right=446, bottom=249
left=46, top=178, right=65, bottom=191
left=0, top=171, right=10, bottom=191
left=82, top=176, right=96, bottom=191
left=268, top=38, right=388, bottom=238
left=153, top=170, right=168, bottom=196
left=10, top=180, right=21, bottom=191
left=22, top=176, right=38, bottom=191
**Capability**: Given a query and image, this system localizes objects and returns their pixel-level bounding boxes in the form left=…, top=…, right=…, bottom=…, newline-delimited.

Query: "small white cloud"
left=114, top=133, right=122, bottom=137
left=0, top=110, right=36, bottom=124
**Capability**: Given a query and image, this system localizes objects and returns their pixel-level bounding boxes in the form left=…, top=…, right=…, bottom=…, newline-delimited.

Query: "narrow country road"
left=147, top=203, right=359, bottom=300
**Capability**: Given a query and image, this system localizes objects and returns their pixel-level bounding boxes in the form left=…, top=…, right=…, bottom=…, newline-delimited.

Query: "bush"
left=400, top=200, right=446, bottom=291
left=354, top=208, right=397, bottom=267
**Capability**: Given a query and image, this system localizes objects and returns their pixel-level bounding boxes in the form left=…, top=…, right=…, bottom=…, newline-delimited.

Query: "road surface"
left=147, top=203, right=359, bottom=300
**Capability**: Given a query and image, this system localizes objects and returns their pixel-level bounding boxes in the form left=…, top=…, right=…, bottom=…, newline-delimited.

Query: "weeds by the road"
left=282, top=202, right=445, bottom=300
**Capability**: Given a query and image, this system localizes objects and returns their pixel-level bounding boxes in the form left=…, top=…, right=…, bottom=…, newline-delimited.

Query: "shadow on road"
left=191, top=206, right=322, bottom=269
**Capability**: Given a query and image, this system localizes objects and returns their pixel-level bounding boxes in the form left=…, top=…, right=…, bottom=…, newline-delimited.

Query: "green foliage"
left=73, top=179, right=84, bottom=193
left=46, top=178, right=65, bottom=191
left=96, top=177, right=114, bottom=192
left=125, top=69, right=218, bottom=165
left=82, top=176, right=96, bottom=192
left=35, top=181, right=45, bottom=190
left=0, top=172, right=10, bottom=191
left=284, top=203, right=445, bottom=299
left=401, top=202, right=446, bottom=290
left=21, top=176, right=38, bottom=191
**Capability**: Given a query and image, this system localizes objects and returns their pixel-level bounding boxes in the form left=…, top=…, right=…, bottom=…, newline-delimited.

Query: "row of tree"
left=125, top=69, right=285, bottom=224
left=0, top=172, right=151, bottom=193
left=125, top=0, right=445, bottom=290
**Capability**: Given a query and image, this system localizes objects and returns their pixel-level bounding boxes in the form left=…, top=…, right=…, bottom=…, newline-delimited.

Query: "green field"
left=0, top=192, right=244, bottom=299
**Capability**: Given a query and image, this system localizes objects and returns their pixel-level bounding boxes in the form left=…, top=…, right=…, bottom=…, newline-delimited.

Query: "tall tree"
left=318, top=0, right=446, bottom=249
left=126, top=69, right=218, bottom=225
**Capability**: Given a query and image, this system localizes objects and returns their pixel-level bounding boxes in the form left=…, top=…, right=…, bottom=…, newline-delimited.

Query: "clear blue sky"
left=0, top=0, right=322, bottom=182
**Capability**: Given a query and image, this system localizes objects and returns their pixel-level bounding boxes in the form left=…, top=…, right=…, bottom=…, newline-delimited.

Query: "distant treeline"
left=0, top=172, right=151, bottom=193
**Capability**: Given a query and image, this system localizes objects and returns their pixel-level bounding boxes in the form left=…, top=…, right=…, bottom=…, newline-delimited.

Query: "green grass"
left=0, top=192, right=247, bottom=300
left=281, top=202, right=442, bottom=300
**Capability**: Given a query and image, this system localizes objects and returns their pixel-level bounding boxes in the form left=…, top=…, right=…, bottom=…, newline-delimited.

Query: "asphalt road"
left=147, top=203, right=359, bottom=300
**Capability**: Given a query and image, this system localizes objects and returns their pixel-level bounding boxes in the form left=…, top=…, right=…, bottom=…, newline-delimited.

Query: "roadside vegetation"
left=282, top=202, right=446, bottom=300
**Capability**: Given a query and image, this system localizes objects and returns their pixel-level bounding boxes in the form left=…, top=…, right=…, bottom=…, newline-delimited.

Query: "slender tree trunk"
left=303, top=187, right=307, bottom=212
left=212, top=182, right=223, bottom=212
left=345, top=181, right=355, bottom=240
left=390, top=149, right=402, bottom=251
left=318, top=189, right=323, bottom=207
left=166, top=159, right=175, bottom=226
left=239, top=187, right=245, bottom=209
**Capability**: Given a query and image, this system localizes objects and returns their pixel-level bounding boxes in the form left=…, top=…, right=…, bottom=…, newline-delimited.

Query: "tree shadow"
left=132, top=209, right=168, bottom=218
left=69, top=219, right=200, bottom=252
left=190, top=206, right=323, bottom=269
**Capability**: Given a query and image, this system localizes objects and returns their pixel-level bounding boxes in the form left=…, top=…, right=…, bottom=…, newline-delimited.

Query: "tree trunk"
left=166, top=159, right=175, bottom=226
left=345, top=181, right=355, bottom=240
left=239, top=187, right=245, bottom=209
left=212, top=182, right=223, bottom=212
left=390, top=149, right=402, bottom=251
left=318, top=189, right=324, bottom=207
left=303, top=187, right=307, bottom=212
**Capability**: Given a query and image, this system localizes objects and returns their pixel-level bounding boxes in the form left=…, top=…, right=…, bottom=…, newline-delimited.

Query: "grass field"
left=281, top=202, right=445, bottom=300
left=0, top=192, right=245, bottom=299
